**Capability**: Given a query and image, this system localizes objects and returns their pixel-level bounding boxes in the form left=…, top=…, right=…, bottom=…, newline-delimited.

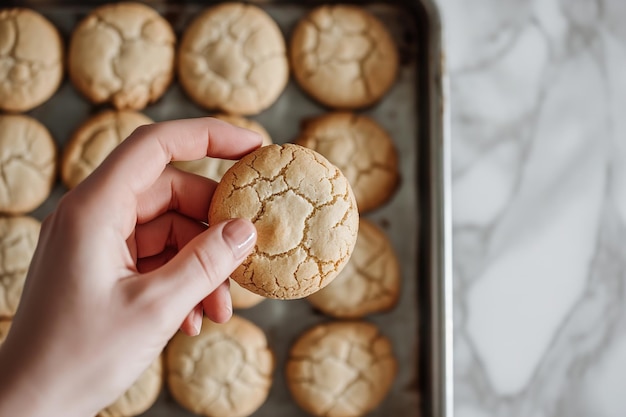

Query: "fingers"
left=180, top=304, right=203, bottom=336
left=134, top=212, right=206, bottom=259
left=202, top=280, right=232, bottom=323
left=135, top=165, right=217, bottom=224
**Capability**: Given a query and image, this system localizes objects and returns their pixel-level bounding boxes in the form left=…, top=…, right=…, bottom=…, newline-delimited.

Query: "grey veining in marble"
left=441, top=0, right=626, bottom=415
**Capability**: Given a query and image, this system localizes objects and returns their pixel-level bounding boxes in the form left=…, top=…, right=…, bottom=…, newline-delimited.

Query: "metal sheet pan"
left=4, top=1, right=452, bottom=416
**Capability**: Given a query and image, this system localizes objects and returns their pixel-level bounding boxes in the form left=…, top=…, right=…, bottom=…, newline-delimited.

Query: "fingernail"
left=222, top=219, right=256, bottom=259
left=192, top=306, right=203, bottom=336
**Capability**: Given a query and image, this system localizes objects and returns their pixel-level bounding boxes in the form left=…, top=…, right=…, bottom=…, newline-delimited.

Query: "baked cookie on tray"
left=290, top=5, right=399, bottom=109
left=98, top=355, right=163, bottom=417
left=61, top=110, right=153, bottom=189
left=0, top=216, right=40, bottom=318
left=208, top=144, right=359, bottom=300
left=167, top=315, right=273, bottom=417
left=0, top=8, right=64, bottom=112
left=178, top=3, right=289, bottom=115
left=286, top=321, right=397, bottom=417
left=295, top=112, right=399, bottom=213
left=0, top=115, right=56, bottom=214
left=69, top=2, right=175, bottom=110
left=307, top=218, right=400, bottom=318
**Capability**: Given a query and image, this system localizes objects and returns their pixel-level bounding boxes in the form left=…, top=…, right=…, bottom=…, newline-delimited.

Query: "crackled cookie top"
left=308, top=219, right=400, bottom=318
left=69, top=2, right=175, bottom=110
left=0, top=115, right=57, bottom=214
left=287, top=321, right=397, bottom=417
left=173, top=114, right=272, bottom=183
left=208, top=144, right=359, bottom=300
left=167, top=315, right=273, bottom=417
left=230, top=278, right=265, bottom=309
left=296, top=112, right=399, bottom=213
left=99, top=355, right=162, bottom=417
left=290, top=5, right=398, bottom=109
left=0, top=216, right=40, bottom=318
left=178, top=3, right=289, bottom=115
left=0, top=8, right=64, bottom=112
left=62, top=110, right=153, bottom=189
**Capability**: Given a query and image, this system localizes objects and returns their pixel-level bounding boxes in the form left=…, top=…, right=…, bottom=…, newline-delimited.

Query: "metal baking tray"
left=5, top=0, right=452, bottom=416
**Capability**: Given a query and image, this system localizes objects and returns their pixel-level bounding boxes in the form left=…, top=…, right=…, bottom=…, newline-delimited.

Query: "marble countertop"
left=439, top=0, right=626, bottom=415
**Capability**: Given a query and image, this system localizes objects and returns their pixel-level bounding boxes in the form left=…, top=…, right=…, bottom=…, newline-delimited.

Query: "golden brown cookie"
left=0, top=216, right=40, bottom=318
left=178, top=3, right=289, bottom=115
left=307, top=219, right=400, bottom=318
left=296, top=112, right=399, bottom=213
left=286, top=321, right=397, bottom=417
left=0, top=115, right=57, bottom=214
left=99, top=355, right=163, bottom=417
left=229, top=278, right=264, bottom=309
left=0, top=8, right=64, bottom=112
left=172, top=114, right=272, bottom=182
left=167, top=315, right=273, bottom=417
left=0, top=320, right=11, bottom=345
left=208, top=144, right=359, bottom=300
left=290, top=5, right=399, bottom=109
left=61, top=110, right=153, bottom=189
left=69, top=2, right=175, bottom=110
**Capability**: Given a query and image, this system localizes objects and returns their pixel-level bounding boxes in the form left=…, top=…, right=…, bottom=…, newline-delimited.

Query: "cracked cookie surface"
left=307, top=219, right=400, bottom=318
left=230, top=278, right=265, bottom=309
left=69, top=2, right=175, bottom=110
left=167, top=315, right=273, bottom=417
left=208, top=144, right=359, bottom=299
left=286, top=321, right=397, bottom=417
left=296, top=112, right=399, bottom=213
left=0, top=8, right=64, bottom=112
left=0, top=115, right=56, bottom=214
left=173, top=114, right=272, bottom=183
left=62, top=110, right=153, bottom=189
left=178, top=3, right=289, bottom=115
left=290, top=5, right=398, bottom=109
left=0, top=216, right=40, bottom=318
left=99, top=355, right=163, bottom=417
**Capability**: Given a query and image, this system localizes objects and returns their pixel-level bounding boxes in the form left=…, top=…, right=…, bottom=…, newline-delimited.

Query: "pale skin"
left=0, top=118, right=261, bottom=417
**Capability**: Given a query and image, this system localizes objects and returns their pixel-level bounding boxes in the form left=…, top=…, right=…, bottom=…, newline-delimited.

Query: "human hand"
left=0, top=118, right=261, bottom=417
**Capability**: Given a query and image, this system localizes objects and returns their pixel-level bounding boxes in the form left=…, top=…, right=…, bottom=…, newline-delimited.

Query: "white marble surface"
left=439, top=0, right=626, bottom=415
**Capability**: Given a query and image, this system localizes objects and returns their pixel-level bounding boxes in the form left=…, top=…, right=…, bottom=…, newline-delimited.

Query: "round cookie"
left=290, top=5, right=399, bottom=109
left=307, top=219, right=400, bottom=318
left=208, top=144, right=359, bottom=300
left=0, top=320, right=11, bottom=345
left=0, top=216, right=40, bottom=318
left=61, top=110, right=153, bottom=189
left=178, top=3, right=289, bottom=115
left=167, top=315, right=273, bottom=417
left=229, top=278, right=264, bottom=309
left=286, top=321, right=397, bottom=417
left=0, top=8, right=64, bottom=112
left=69, top=2, right=175, bottom=110
left=172, top=114, right=272, bottom=182
left=295, top=112, right=399, bottom=213
left=0, top=115, right=57, bottom=214
left=98, top=355, right=163, bottom=417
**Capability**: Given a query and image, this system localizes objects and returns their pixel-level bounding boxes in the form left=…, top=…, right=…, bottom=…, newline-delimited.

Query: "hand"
left=0, top=118, right=261, bottom=417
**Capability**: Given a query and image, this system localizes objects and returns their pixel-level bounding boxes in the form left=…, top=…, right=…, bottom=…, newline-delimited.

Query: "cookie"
left=286, top=321, right=397, bottom=417
left=178, top=3, right=289, bottom=115
left=0, top=115, right=57, bottom=214
left=167, top=315, right=273, bottom=417
left=0, top=216, right=40, bottom=318
left=69, top=2, right=175, bottom=110
left=98, top=355, right=163, bottom=417
left=0, top=320, right=11, bottom=345
left=208, top=144, right=359, bottom=300
left=172, top=114, right=272, bottom=182
left=0, top=8, right=64, bottom=112
left=307, top=219, right=400, bottom=318
left=61, top=110, right=153, bottom=189
left=229, top=279, right=264, bottom=309
left=295, top=112, right=399, bottom=213
left=290, top=5, right=398, bottom=109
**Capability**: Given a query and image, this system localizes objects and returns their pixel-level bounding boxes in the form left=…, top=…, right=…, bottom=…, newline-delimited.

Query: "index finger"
left=75, top=117, right=262, bottom=234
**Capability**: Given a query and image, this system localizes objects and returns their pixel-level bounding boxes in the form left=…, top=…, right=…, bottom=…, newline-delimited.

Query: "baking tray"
left=3, top=0, right=452, bottom=416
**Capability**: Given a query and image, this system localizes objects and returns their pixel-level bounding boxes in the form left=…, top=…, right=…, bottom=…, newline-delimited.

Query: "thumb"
left=144, top=218, right=256, bottom=322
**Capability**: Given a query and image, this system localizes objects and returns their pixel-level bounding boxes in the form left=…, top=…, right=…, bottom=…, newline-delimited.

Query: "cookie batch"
left=0, top=3, right=408, bottom=417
